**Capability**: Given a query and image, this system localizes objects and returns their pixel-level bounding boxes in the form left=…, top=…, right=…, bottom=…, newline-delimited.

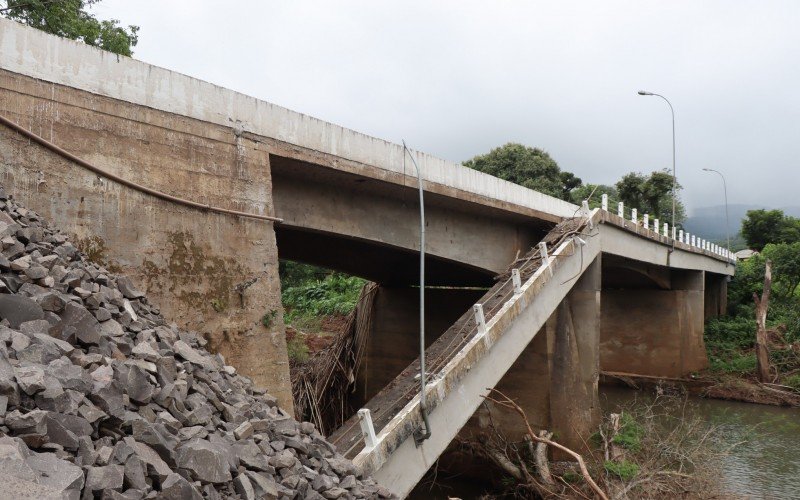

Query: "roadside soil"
left=286, top=314, right=349, bottom=355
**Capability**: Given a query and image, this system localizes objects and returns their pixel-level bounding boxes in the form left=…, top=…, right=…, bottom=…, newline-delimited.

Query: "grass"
left=603, top=459, right=639, bottom=481
left=785, top=374, right=800, bottom=391
left=286, top=333, right=310, bottom=363
left=612, top=412, right=644, bottom=451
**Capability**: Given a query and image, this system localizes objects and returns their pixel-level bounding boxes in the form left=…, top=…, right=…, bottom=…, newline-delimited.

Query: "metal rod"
left=0, top=113, right=283, bottom=223
left=403, top=141, right=431, bottom=446
left=702, top=168, right=731, bottom=253
left=638, top=91, right=676, bottom=249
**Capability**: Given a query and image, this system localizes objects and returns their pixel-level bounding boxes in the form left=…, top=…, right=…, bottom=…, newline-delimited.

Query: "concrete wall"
left=600, top=269, right=708, bottom=377
left=0, top=68, right=293, bottom=408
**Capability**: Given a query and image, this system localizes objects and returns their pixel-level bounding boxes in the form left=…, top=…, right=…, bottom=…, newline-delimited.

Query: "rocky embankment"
left=0, top=188, right=391, bottom=499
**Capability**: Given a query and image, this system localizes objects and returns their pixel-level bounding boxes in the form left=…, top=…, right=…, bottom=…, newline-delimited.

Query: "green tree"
left=463, top=143, right=582, bottom=201
left=1, top=0, right=138, bottom=56
left=615, top=169, right=685, bottom=224
left=741, top=209, right=800, bottom=251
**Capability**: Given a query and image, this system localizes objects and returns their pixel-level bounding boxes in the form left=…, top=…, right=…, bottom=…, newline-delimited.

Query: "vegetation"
left=603, top=459, right=639, bottom=481
left=455, top=393, right=726, bottom=499
left=463, top=143, right=686, bottom=228
left=463, top=143, right=582, bottom=201
left=614, top=169, right=686, bottom=224
left=279, top=260, right=365, bottom=331
left=1, top=0, right=139, bottom=56
left=741, top=209, right=800, bottom=251
left=705, top=209, right=800, bottom=390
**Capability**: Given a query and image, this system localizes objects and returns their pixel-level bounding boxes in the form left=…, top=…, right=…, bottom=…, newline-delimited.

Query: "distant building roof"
left=735, top=249, right=758, bottom=260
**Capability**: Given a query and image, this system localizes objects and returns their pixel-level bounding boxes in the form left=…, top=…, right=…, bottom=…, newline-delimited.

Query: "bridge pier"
left=469, top=255, right=601, bottom=453
left=352, top=285, right=484, bottom=408
left=600, top=268, right=708, bottom=377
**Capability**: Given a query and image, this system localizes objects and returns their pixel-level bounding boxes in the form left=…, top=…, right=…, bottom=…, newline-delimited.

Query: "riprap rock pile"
left=0, top=187, right=391, bottom=499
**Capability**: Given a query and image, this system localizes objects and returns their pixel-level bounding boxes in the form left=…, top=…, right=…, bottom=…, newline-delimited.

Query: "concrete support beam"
left=600, top=269, right=708, bottom=378
left=704, top=272, right=729, bottom=320
left=353, top=285, right=484, bottom=408
left=550, top=255, right=601, bottom=454
left=468, top=255, right=601, bottom=453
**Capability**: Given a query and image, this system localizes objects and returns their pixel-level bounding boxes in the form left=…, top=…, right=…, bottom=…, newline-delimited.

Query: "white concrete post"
left=473, top=304, right=486, bottom=335
left=631, top=208, right=637, bottom=224
left=663, top=222, right=668, bottom=237
left=654, top=219, right=659, bottom=234
left=358, top=409, right=378, bottom=449
left=511, top=268, right=521, bottom=295
left=672, top=226, right=676, bottom=240
left=581, top=200, right=593, bottom=228
left=618, top=202, right=624, bottom=218
left=679, top=229, right=684, bottom=243
left=601, top=193, right=608, bottom=211
left=643, top=214, right=649, bottom=230
left=538, top=241, right=552, bottom=276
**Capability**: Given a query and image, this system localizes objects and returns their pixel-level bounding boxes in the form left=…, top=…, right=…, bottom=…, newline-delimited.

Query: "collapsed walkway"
left=329, top=208, right=602, bottom=497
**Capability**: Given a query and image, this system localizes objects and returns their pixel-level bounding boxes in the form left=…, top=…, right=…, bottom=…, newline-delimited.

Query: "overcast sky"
left=94, top=1, right=800, bottom=213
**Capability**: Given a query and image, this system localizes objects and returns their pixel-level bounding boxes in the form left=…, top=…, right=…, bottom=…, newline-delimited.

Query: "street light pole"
left=638, top=91, right=676, bottom=236
left=702, top=168, right=731, bottom=253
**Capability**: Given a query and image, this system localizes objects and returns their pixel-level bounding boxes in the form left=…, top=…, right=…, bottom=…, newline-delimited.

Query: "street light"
left=638, top=90, right=677, bottom=237
left=702, top=168, right=731, bottom=253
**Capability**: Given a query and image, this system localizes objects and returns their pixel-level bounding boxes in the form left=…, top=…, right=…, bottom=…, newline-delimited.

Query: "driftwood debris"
left=485, top=388, right=609, bottom=500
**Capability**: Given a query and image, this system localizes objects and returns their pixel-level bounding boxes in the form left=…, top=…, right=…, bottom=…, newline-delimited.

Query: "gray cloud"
left=95, top=0, right=800, bottom=212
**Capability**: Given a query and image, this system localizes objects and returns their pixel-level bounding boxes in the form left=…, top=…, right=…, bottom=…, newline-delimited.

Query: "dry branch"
left=485, top=388, right=609, bottom=500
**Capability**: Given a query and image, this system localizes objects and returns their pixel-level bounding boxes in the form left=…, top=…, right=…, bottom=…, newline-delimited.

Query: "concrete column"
left=466, top=256, right=601, bottom=451
left=704, top=272, right=729, bottom=319
left=549, top=255, right=601, bottom=454
left=601, top=268, right=708, bottom=377
left=352, top=285, right=483, bottom=407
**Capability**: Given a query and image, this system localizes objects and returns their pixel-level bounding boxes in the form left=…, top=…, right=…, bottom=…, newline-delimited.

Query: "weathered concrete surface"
left=270, top=155, right=546, bottom=281
left=352, top=286, right=484, bottom=407
left=600, top=269, right=708, bottom=377
left=468, top=256, right=600, bottom=454
left=704, top=272, right=728, bottom=319
left=0, top=71, right=291, bottom=408
left=549, top=255, right=601, bottom=455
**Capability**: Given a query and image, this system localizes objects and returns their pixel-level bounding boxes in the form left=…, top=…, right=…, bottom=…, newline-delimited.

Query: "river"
left=603, top=387, right=800, bottom=499
left=409, top=387, right=800, bottom=499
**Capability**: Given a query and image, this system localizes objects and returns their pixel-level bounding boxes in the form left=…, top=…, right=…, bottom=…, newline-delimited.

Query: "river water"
left=603, top=387, right=800, bottom=499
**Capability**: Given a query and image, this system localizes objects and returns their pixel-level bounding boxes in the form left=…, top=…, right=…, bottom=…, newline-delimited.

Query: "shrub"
left=612, top=412, right=644, bottom=451
left=282, top=272, right=366, bottom=324
left=604, top=459, right=639, bottom=481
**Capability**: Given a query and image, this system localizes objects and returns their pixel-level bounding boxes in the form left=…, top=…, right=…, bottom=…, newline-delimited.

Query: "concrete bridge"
left=0, top=19, right=734, bottom=497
